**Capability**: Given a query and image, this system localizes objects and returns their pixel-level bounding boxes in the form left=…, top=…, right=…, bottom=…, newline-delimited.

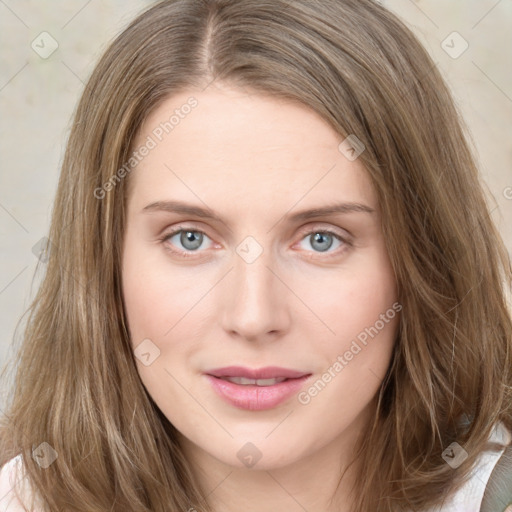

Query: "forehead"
left=127, top=84, right=376, bottom=214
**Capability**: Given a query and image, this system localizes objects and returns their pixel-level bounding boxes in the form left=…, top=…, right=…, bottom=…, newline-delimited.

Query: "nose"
left=220, top=245, right=291, bottom=343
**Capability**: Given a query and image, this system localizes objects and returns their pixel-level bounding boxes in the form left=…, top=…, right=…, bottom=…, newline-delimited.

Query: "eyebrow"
left=141, top=200, right=374, bottom=223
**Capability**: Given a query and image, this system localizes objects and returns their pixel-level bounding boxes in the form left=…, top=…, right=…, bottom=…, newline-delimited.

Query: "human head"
left=2, top=1, right=511, bottom=511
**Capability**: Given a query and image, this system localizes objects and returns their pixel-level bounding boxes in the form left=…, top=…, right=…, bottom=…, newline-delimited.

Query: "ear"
left=480, top=444, right=512, bottom=512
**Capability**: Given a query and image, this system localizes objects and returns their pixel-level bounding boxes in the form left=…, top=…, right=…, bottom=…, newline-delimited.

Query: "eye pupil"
left=311, top=232, right=333, bottom=252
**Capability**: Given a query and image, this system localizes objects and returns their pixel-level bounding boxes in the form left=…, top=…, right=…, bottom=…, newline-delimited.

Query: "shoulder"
left=0, top=454, right=38, bottom=512
left=481, top=423, right=512, bottom=512
left=427, top=421, right=512, bottom=512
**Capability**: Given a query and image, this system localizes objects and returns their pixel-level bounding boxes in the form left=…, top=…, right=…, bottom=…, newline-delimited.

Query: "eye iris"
left=180, top=231, right=203, bottom=250
left=311, top=232, right=333, bottom=252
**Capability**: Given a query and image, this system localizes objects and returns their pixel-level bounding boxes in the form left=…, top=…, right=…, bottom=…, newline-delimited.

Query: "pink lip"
left=204, top=366, right=312, bottom=411
left=206, top=366, right=309, bottom=380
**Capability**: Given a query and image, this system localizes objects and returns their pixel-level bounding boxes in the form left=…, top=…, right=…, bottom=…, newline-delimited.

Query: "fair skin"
left=121, top=82, right=399, bottom=512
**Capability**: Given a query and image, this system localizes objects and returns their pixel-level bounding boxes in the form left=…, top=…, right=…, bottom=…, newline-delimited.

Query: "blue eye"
left=163, top=229, right=212, bottom=254
left=297, top=231, right=344, bottom=253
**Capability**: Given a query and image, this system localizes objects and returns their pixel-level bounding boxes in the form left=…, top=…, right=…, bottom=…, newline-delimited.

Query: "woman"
left=1, top=0, right=511, bottom=510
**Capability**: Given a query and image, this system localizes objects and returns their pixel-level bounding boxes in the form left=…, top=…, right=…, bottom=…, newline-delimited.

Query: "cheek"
left=121, top=234, right=197, bottom=345
left=294, top=285, right=398, bottom=429
left=299, top=250, right=397, bottom=341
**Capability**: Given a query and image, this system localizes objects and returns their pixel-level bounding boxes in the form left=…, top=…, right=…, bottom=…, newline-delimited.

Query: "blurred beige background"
left=0, top=0, right=511, bottom=409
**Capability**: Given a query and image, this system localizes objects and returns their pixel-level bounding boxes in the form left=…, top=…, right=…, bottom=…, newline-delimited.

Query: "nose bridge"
left=221, top=237, right=289, bottom=339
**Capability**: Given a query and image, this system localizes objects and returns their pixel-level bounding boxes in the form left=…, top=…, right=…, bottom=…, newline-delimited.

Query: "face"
left=121, top=83, right=399, bottom=474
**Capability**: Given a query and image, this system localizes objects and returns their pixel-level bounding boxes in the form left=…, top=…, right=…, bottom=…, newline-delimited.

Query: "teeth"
left=221, top=376, right=288, bottom=386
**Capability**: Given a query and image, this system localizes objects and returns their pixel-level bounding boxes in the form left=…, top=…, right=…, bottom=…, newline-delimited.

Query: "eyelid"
left=161, top=222, right=351, bottom=240
left=295, top=222, right=352, bottom=240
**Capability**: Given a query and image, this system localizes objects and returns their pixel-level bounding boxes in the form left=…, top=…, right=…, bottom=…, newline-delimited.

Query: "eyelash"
left=158, top=225, right=352, bottom=260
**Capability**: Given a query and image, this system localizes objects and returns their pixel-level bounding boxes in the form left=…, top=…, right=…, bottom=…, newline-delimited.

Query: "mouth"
left=204, top=366, right=312, bottom=411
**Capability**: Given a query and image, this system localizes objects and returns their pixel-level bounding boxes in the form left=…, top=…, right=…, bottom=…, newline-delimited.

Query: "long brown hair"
left=1, top=0, right=511, bottom=510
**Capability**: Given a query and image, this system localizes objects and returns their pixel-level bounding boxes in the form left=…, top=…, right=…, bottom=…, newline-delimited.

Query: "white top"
left=424, top=421, right=511, bottom=512
left=0, top=422, right=510, bottom=511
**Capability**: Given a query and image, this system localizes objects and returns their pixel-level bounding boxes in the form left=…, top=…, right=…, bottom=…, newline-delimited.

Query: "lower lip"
left=204, top=374, right=311, bottom=411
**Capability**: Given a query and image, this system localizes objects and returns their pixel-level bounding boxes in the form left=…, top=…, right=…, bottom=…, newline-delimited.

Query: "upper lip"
left=206, top=366, right=311, bottom=380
